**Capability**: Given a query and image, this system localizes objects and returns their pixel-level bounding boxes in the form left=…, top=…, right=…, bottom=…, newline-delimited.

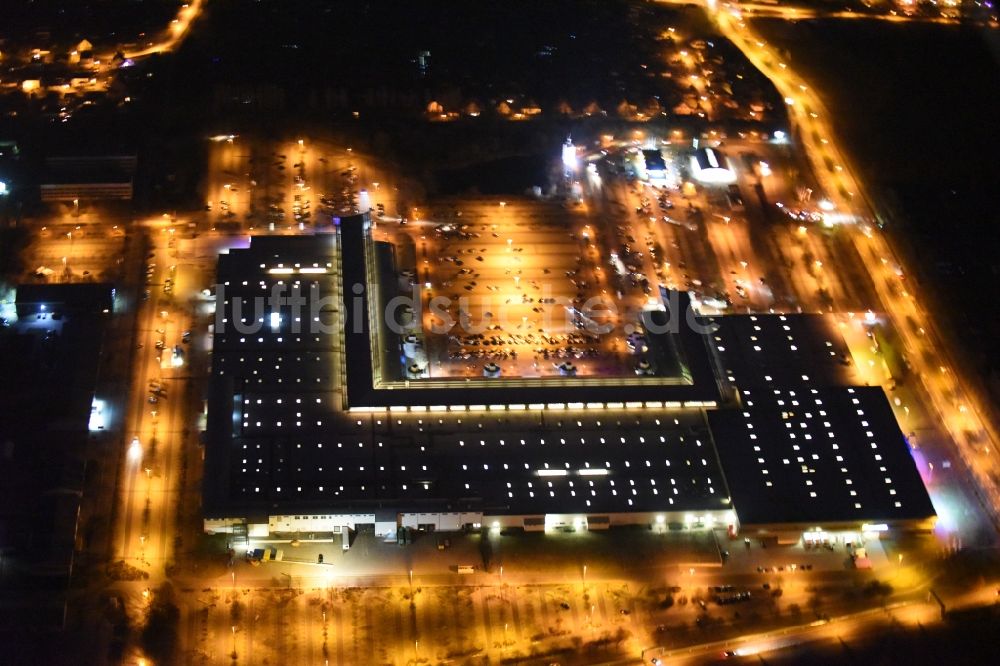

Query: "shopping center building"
left=202, top=214, right=935, bottom=543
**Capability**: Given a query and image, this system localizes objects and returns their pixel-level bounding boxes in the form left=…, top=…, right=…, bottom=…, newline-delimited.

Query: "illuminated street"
left=693, top=1, right=1000, bottom=537
left=122, top=0, right=205, bottom=59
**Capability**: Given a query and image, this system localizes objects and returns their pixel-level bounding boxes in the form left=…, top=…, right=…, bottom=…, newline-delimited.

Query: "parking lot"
left=179, top=527, right=898, bottom=665
left=205, top=136, right=396, bottom=234
left=578, top=133, right=876, bottom=319
left=382, top=197, right=660, bottom=380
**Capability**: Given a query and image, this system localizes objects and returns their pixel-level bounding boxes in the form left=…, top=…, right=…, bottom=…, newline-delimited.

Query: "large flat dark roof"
left=0, top=287, right=107, bottom=626
left=204, top=235, right=339, bottom=516
left=216, top=403, right=729, bottom=517
left=704, top=313, right=855, bottom=390
left=204, top=232, right=731, bottom=518
left=708, top=386, right=934, bottom=527
left=15, top=282, right=114, bottom=316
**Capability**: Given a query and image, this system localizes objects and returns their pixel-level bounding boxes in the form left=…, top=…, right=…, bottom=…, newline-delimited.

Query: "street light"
left=128, top=436, right=142, bottom=463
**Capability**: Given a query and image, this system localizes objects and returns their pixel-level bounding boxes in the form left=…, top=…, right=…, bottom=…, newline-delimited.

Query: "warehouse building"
left=202, top=217, right=934, bottom=542
left=690, top=146, right=736, bottom=184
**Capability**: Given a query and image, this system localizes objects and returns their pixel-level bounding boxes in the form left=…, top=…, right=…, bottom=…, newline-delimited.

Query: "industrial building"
left=39, top=154, right=136, bottom=202
left=202, top=216, right=934, bottom=543
left=690, top=146, right=736, bottom=184
left=0, top=284, right=114, bottom=628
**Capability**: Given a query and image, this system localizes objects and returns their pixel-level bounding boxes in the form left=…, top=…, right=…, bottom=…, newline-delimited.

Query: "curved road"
left=123, top=0, right=204, bottom=59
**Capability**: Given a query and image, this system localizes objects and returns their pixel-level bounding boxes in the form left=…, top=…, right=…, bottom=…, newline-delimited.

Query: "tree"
left=808, top=592, right=823, bottom=617
left=0, top=226, right=30, bottom=280
left=478, top=528, right=494, bottom=571
left=141, top=582, right=180, bottom=664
